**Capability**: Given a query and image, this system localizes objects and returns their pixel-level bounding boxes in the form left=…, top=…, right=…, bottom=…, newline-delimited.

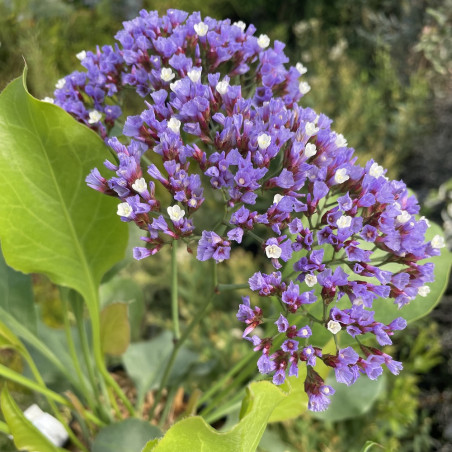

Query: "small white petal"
left=194, top=22, right=209, bottom=37
left=420, top=216, right=431, bottom=228
left=304, top=122, right=319, bottom=136
left=305, top=274, right=317, bottom=287
left=167, top=205, right=185, bottom=222
left=117, top=203, right=132, bottom=217
left=304, top=143, right=317, bottom=158
left=327, top=320, right=341, bottom=335
left=418, top=286, right=431, bottom=297
left=257, top=34, right=270, bottom=49
left=170, top=79, right=183, bottom=92
left=273, top=194, right=284, bottom=204
left=160, top=68, right=175, bottom=82
left=334, top=168, right=349, bottom=184
left=257, top=133, right=271, bottom=150
left=337, top=215, right=352, bottom=229
left=296, top=62, right=307, bottom=75
left=431, top=234, right=445, bottom=249
left=76, top=50, right=86, bottom=61
left=132, top=177, right=147, bottom=193
left=167, top=117, right=181, bottom=134
left=216, top=80, right=229, bottom=95
left=55, top=78, right=66, bottom=89
left=396, top=210, right=411, bottom=224
left=233, top=21, right=246, bottom=31
left=299, top=81, right=311, bottom=95
left=187, top=68, right=202, bottom=83
left=369, top=162, right=384, bottom=178
left=265, top=244, right=282, bottom=259
left=335, top=133, right=348, bottom=148
left=88, top=110, right=102, bottom=124
left=42, top=97, right=54, bottom=104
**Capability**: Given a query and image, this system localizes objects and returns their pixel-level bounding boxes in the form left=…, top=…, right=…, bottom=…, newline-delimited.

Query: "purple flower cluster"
left=55, top=9, right=445, bottom=412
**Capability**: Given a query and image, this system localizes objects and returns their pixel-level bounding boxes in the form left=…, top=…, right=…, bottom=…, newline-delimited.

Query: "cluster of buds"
left=54, top=9, right=444, bottom=412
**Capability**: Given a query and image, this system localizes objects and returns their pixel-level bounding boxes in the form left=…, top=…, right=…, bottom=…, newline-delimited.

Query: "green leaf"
left=143, top=381, right=289, bottom=452
left=122, top=331, right=198, bottom=405
left=100, top=302, right=130, bottom=356
left=92, top=419, right=162, bottom=452
left=361, top=440, right=384, bottom=451
left=1, top=386, right=65, bottom=452
left=0, top=69, right=127, bottom=305
left=0, top=251, right=37, bottom=334
left=371, top=221, right=452, bottom=325
left=312, top=373, right=386, bottom=422
left=100, top=275, right=145, bottom=341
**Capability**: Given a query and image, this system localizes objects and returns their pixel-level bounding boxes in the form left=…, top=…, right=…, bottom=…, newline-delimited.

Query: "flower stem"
left=171, top=239, right=181, bottom=341
left=148, top=261, right=218, bottom=421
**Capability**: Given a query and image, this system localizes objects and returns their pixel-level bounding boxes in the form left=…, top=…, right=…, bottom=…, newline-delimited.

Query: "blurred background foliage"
left=1, top=0, right=452, bottom=451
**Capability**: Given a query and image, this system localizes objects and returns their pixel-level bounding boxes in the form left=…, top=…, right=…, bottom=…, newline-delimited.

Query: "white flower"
left=88, top=110, right=102, bottom=124
left=257, top=133, right=271, bottom=149
left=194, top=22, right=209, bottom=36
left=304, top=143, right=317, bottom=158
left=55, top=78, right=66, bottom=89
left=265, top=244, right=282, bottom=259
left=335, top=133, right=348, bottom=148
left=273, top=194, right=284, bottom=204
left=216, top=80, right=229, bottom=95
left=296, top=62, right=307, bottom=75
left=167, top=205, right=185, bottom=222
left=76, top=50, right=86, bottom=61
left=160, top=68, right=175, bottom=82
left=334, top=168, right=349, bottom=184
left=305, top=122, right=319, bottom=136
left=305, top=274, right=317, bottom=287
left=327, top=320, right=341, bottom=335
left=299, top=81, right=311, bottom=95
left=170, top=79, right=183, bottom=92
left=233, top=21, right=246, bottom=31
left=337, top=215, right=352, bottom=229
left=353, top=297, right=364, bottom=306
left=117, top=202, right=132, bottom=217
left=132, top=178, right=147, bottom=193
left=187, top=68, right=202, bottom=83
left=418, top=286, right=431, bottom=297
left=369, top=162, right=384, bottom=178
left=167, top=117, right=181, bottom=134
left=42, top=97, right=54, bottom=104
left=396, top=210, right=411, bottom=224
left=257, top=34, right=270, bottom=49
left=300, top=328, right=310, bottom=336
left=431, top=234, right=445, bottom=249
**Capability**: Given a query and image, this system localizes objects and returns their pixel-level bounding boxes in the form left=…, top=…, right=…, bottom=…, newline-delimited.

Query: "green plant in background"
left=0, top=3, right=451, bottom=452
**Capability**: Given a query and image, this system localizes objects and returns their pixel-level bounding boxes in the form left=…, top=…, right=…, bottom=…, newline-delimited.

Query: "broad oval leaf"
left=0, top=68, right=127, bottom=303
left=1, top=386, right=65, bottom=452
left=143, top=381, right=289, bottom=452
left=92, top=419, right=162, bottom=452
left=312, top=373, right=386, bottom=422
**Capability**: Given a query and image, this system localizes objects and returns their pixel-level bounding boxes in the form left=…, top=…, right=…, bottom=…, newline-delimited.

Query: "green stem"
left=86, top=289, right=136, bottom=418
left=60, top=291, right=94, bottom=409
left=149, top=261, right=218, bottom=421
left=203, top=391, right=245, bottom=425
left=197, top=350, right=256, bottom=407
left=72, top=295, right=112, bottom=422
left=217, top=283, right=249, bottom=291
left=0, top=364, right=68, bottom=406
left=171, top=239, right=181, bottom=341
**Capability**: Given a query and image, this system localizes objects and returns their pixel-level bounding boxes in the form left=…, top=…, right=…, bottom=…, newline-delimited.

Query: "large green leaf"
left=143, top=381, right=289, bottom=452
left=92, top=419, right=162, bottom=452
left=312, top=373, right=386, bottom=422
left=0, top=251, right=37, bottom=334
left=0, top=68, right=127, bottom=304
left=1, top=386, right=65, bottom=452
